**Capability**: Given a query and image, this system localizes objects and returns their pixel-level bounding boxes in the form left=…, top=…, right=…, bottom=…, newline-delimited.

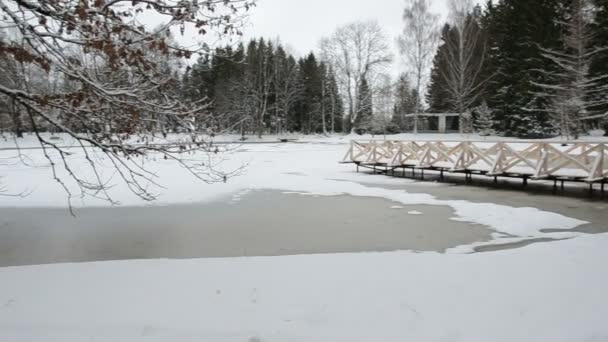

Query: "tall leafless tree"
left=372, top=73, right=394, bottom=138
left=441, top=0, right=488, bottom=132
left=398, top=0, right=440, bottom=134
left=320, top=20, right=392, bottom=133
left=534, top=0, right=608, bottom=139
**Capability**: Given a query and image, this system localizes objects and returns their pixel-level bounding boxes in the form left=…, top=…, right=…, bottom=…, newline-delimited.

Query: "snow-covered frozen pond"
left=1, top=135, right=608, bottom=341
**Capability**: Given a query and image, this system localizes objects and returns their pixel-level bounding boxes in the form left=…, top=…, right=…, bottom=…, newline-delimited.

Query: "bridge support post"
left=553, top=179, right=557, bottom=194
left=438, top=115, right=447, bottom=134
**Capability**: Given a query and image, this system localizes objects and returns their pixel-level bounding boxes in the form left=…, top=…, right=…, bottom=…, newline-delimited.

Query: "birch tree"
left=441, top=1, right=488, bottom=132
left=372, top=73, right=394, bottom=137
left=535, top=0, right=608, bottom=139
left=398, top=0, right=440, bottom=134
left=320, top=20, right=392, bottom=133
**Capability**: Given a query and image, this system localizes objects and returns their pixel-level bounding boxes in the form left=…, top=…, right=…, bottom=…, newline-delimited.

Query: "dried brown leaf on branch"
left=0, top=0, right=255, bottom=208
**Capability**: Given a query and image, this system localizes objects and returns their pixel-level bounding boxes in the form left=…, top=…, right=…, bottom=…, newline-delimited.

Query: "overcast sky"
left=239, top=0, right=481, bottom=74
left=245, top=0, right=451, bottom=56
left=144, top=0, right=484, bottom=74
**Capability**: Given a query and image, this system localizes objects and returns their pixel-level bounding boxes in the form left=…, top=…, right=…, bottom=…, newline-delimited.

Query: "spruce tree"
left=483, top=0, right=564, bottom=138
left=354, top=77, right=373, bottom=134
left=213, top=43, right=247, bottom=133
left=295, top=53, right=323, bottom=133
left=272, top=44, right=302, bottom=134
left=473, top=101, right=495, bottom=136
left=392, top=74, right=417, bottom=132
left=324, top=66, right=344, bottom=133
left=427, top=24, right=453, bottom=113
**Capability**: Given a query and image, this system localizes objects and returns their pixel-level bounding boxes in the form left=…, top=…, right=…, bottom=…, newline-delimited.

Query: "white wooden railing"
left=342, top=140, right=608, bottom=182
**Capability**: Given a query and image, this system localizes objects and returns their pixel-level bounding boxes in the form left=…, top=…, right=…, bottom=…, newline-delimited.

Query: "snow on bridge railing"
left=342, top=140, right=608, bottom=183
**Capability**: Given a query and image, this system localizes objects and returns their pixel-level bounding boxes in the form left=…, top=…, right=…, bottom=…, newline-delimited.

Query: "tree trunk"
left=330, top=91, right=336, bottom=134
left=10, top=99, right=23, bottom=138
left=321, top=80, right=327, bottom=135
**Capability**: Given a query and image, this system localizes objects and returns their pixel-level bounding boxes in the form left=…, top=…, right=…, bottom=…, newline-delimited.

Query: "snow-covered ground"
left=1, top=234, right=607, bottom=342
left=2, top=129, right=606, bottom=148
left=0, top=133, right=607, bottom=341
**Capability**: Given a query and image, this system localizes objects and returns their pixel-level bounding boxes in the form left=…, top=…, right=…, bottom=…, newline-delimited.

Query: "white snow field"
left=0, top=132, right=607, bottom=341
left=0, top=234, right=608, bottom=342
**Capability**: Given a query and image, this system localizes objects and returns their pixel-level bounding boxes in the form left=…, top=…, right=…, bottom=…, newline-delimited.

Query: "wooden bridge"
left=342, top=140, right=608, bottom=193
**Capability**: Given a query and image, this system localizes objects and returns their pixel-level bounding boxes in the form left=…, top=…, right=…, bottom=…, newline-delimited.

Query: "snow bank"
left=0, top=233, right=607, bottom=342
left=3, top=131, right=607, bottom=149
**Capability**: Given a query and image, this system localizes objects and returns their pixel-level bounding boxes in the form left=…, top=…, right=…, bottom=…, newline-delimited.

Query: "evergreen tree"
left=473, top=101, right=495, bottom=136
left=482, top=0, right=565, bottom=138
left=354, top=77, right=373, bottom=134
left=294, top=53, right=317, bottom=133
left=427, top=24, right=453, bottom=113
left=213, top=43, right=246, bottom=133
left=183, top=51, right=213, bottom=102
left=477, top=0, right=501, bottom=105
left=392, top=73, right=417, bottom=132
left=272, top=44, right=301, bottom=134
left=324, top=66, right=344, bottom=133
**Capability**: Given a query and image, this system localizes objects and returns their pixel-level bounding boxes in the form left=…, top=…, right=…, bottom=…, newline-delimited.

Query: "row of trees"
left=176, top=0, right=608, bottom=139
left=2, top=0, right=608, bottom=141
left=179, top=20, right=400, bottom=137
left=181, top=39, right=344, bottom=136
left=180, top=20, right=410, bottom=136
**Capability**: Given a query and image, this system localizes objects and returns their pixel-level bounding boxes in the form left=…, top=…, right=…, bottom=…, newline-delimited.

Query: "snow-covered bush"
left=473, top=102, right=495, bottom=136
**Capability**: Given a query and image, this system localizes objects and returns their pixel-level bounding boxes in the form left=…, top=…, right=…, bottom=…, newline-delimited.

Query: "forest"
left=1, top=0, right=608, bottom=139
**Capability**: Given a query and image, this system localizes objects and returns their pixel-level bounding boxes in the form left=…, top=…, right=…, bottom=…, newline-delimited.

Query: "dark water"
left=0, top=191, right=492, bottom=267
